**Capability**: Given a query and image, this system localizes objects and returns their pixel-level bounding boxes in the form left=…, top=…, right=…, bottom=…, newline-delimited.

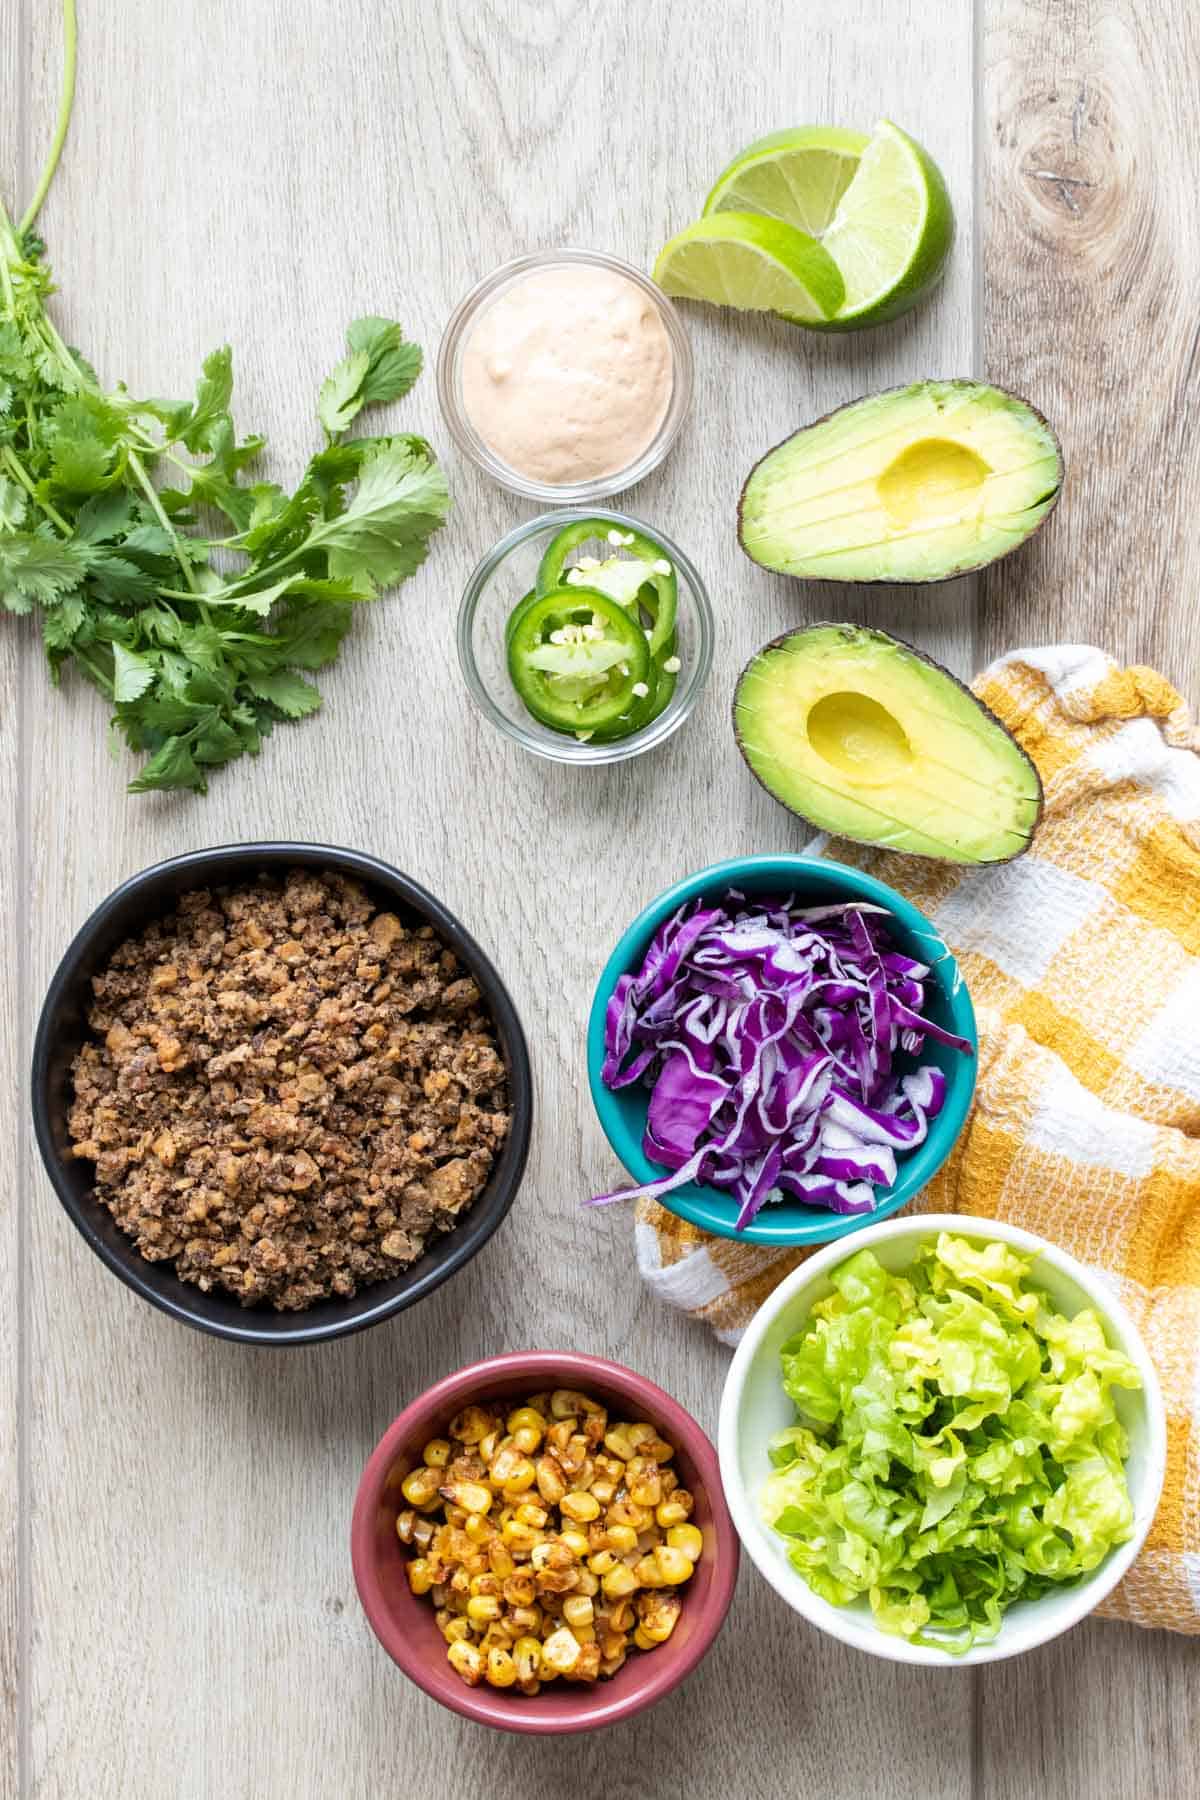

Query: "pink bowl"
left=351, top=1350, right=739, bottom=1734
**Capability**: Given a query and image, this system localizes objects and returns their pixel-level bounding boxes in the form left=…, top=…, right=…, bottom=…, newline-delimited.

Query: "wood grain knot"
left=1005, top=77, right=1146, bottom=269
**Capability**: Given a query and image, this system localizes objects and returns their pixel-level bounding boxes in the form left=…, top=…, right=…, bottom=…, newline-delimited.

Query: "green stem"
left=1, top=445, right=71, bottom=532
left=127, top=449, right=200, bottom=596
left=0, top=230, right=16, bottom=316
left=19, top=0, right=78, bottom=235
left=75, top=645, right=114, bottom=698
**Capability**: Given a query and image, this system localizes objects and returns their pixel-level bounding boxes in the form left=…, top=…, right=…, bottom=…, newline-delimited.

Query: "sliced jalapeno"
left=506, top=586, right=650, bottom=734
left=504, top=588, right=539, bottom=648
left=536, top=519, right=678, bottom=660
left=589, top=651, right=679, bottom=741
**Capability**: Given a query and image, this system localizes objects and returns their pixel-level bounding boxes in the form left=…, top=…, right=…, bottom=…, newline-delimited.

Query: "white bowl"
left=717, top=1213, right=1167, bottom=1666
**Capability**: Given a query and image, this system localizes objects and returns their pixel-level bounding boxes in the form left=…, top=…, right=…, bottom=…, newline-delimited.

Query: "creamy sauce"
left=460, top=265, right=673, bottom=485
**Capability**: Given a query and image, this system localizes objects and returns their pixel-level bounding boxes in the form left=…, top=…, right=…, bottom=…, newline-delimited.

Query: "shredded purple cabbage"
left=590, top=892, right=972, bottom=1229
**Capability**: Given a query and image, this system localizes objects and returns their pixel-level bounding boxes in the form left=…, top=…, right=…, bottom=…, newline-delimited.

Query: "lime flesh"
left=815, top=119, right=954, bottom=328
left=652, top=212, right=844, bottom=323
left=703, top=125, right=870, bottom=235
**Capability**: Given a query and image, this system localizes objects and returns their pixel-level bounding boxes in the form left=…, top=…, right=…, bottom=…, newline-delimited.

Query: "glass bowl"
left=436, top=249, right=694, bottom=503
left=457, top=507, right=715, bottom=767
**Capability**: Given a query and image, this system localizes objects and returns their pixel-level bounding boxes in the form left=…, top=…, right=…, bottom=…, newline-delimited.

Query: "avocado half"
left=738, top=380, right=1063, bottom=584
left=733, top=623, right=1043, bottom=863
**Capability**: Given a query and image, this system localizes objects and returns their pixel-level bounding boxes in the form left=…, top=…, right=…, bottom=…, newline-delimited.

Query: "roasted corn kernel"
left=654, top=1545, right=695, bottom=1584
left=601, top=1564, right=640, bottom=1600
left=400, top=1466, right=441, bottom=1509
left=667, top=1524, right=703, bottom=1562
left=406, top=1558, right=434, bottom=1596
left=655, top=1489, right=694, bottom=1528
left=535, top=1457, right=567, bottom=1505
left=500, top=1458, right=538, bottom=1497
left=449, top=1406, right=493, bottom=1445
left=486, top=1647, right=517, bottom=1688
left=637, top=1592, right=682, bottom=1643
left=447, top=1640, right=485, bottom=1685
left=541, top=1626, right=582, bottom=1674
left=441, top=1480, right=492, bottom=1516
left=421, top=1437, right=452, bottom=1469
left=560, top=1491, right=600, bottom=1524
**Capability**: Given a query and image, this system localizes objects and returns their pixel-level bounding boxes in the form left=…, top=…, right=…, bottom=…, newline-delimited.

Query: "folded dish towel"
left=634, top=646, right=1200, bottom=1634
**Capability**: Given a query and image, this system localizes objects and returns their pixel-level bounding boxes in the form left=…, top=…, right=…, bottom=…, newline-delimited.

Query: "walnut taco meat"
left=67, top=871, right=512, bottom=1311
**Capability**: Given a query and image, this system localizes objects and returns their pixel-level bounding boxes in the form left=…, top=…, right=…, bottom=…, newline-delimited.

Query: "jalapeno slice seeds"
left=536, top=520, right=678, bottom=660
left=507, top=587, right=651, bottom=733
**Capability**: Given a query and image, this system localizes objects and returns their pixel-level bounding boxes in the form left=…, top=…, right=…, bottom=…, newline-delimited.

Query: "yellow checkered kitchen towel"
left=634, top=645, right=1200, bottom=1634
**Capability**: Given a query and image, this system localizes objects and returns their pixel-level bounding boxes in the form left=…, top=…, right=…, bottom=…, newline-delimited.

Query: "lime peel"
left=652, top=212, right=844, bottom=324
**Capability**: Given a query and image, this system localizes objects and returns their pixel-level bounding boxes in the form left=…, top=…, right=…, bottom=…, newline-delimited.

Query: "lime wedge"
left=816, top=119, right=954, bottom=328
left=703, top=126, right=870, bottom=236
left=652, top=213, right=844, bottom=323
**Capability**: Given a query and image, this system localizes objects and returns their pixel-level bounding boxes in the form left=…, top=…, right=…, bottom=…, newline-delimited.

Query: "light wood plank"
left=979, top=3, right=1200, bottom=1796
left=16, top=3, right=976, bottom=1796
left=2, top=5, right=27, bottom=1794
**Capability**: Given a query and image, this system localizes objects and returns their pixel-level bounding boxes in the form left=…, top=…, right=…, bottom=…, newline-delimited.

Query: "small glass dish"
left=436, top=249, right=694, bottom=504
left=457, top=508, right=714, bottom=767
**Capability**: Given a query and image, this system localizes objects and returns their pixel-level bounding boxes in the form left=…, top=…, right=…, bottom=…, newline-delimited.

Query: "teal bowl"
left=586, top=856, right=977, bottom=1245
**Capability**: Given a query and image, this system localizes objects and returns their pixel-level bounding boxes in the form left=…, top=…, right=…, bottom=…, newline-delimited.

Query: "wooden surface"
left=4, top=3, right=1197, bottom=1797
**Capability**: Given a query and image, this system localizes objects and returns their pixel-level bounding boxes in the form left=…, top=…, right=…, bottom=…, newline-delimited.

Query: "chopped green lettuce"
left=762, top=1233, right=1142, bottom=1652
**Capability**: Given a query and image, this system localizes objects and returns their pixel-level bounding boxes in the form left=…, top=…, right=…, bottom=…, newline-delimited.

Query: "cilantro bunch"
left=0, top=1, right=449, bottom=793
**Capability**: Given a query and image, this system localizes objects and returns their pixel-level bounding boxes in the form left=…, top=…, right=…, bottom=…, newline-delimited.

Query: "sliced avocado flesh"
left=734, top=623, right=1042, bottom=863
left=739, top=380, right=1063, bottom=582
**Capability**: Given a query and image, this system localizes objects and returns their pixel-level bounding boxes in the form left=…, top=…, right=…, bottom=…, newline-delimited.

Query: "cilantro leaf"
left=126, top=734, right=206, bottom=794
left=118, top=521, right=177, bottom=561
left=266, top=596, right=354, bottom=669
left=192, top=718, right=247, bottom=765
left=88, top=551, right=158, bottom=604
left=180, top=347, right=234, bottom=453
left=0, top=534, right=91, bottom=610
left=73, top=491, right=137, bottom=543
left=45, top=393, right=123, bottom=491
left=318, top=349, right=371, bottom=438
left=112, top=641, right=157, bottom=702
left=0, top=476, right=26, bottom=529
left=307, top=439, right=449, bottom=588
left=346, top=317, right=423, bottom=407
left=246, top=669, right=323, bottom=717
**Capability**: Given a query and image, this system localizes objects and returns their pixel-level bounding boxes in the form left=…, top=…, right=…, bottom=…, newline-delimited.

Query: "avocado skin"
left=731, top=621, right=1045, bottom=864
left=737, top=379, right=1065, bottom=586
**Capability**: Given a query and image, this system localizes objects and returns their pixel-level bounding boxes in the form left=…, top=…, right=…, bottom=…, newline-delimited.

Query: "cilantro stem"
left=74, top=645, right=114, bottom=698
left=19, top=0, right=78, bottom=235
left=1, top=445, right=72, bottom=533
left=126, top=448, right=203, bottom=599
left=0, top=222, right=16, bottom=316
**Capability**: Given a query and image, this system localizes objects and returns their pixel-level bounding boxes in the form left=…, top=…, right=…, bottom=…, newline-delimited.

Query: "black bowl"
left=32, top=843, right=533, bottom=1346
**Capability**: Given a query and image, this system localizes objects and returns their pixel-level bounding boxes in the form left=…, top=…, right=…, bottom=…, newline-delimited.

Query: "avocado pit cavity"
left=876, top=437, right=990, bottom=528
left=807, top=691, right=913, bottom=784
